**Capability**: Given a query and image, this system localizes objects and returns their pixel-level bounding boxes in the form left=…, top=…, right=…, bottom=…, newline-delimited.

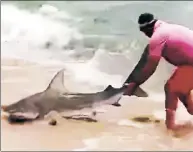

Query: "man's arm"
left=124, top=37, right=166, bottom=95
left=124, top=44, right=149, bottom=84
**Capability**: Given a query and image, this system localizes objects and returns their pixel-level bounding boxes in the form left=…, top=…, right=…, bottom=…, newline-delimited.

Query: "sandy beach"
left=2, top=1, right=193, bottom=150
left=1, top=57, right=193, bottom=151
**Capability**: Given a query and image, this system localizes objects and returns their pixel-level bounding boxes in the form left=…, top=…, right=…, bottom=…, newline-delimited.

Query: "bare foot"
left=171, top=121, right=193, bottom=138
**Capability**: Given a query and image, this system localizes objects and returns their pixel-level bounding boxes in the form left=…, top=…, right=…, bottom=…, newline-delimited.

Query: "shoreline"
left=1, top=57, right=193, bottom=151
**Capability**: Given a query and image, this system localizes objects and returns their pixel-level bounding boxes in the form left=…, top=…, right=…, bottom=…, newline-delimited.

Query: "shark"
left=1, top=69, right=148, bottom=123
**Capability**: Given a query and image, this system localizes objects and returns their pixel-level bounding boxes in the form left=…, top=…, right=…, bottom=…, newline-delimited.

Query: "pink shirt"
left=131, top=20, right=193, bottom=85
left=150, top=20, right=193, bottom=66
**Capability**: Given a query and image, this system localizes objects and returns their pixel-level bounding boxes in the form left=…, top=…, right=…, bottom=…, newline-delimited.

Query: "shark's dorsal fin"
left=46, top=69, right=68, bottom=93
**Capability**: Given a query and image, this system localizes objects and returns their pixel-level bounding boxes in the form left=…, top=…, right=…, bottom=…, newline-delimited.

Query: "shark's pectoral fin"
left=111, top=102, right=122, bottom=107
left=45, top=69, right=69, bottom=93
left=63, top=115, right=97, bottom=122
left=62, top=111, right=98, bottom=122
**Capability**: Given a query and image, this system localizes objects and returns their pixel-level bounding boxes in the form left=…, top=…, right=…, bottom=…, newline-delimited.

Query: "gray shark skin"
left=1, top=69, right=148, bottom=123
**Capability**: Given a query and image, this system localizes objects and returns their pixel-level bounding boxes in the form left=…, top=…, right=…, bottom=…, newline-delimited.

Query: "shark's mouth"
left=3, top=112, right=40, bottom=124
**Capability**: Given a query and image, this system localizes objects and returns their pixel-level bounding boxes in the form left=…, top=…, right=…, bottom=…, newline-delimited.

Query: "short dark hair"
left=138, top=13, right=154, bottom=25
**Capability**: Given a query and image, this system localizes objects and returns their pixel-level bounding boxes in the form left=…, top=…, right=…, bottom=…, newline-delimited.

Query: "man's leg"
left=186, top=90, right=193, bottom=114
left=164, top=80, right=179, bottom=130
left=174, top=66, right=193, bottom=115
left=164, top=66, right=193, bottom=129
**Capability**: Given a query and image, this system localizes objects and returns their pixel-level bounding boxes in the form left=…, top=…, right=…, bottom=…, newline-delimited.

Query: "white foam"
left=73, top=138, right=100, bottom=151
left=117, top=119, right=143, bottom=128
left=1, top=4, right=82, bottom=64
left=82, top=138, right=100, bottom=148
left=78, top=135, right=143, bottom=151
left=39, top=4, right=59, bottom=14
left=1, top=3, right=174, bottom=100
left=125, top=147, right=143, bottom=151
left=38, top=4, right=75, bottom=22
left=65, top=49, right=126, bottom=88
left=72, top=147, right=89, bottom=151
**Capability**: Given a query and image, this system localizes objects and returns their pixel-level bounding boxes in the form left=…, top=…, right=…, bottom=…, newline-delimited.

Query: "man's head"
left=138, top=13, right=157, bottom=38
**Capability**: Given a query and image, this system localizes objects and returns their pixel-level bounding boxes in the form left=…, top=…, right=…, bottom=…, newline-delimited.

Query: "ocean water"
left=2, top=1, right=193, bottom=92
left=1, top=1, right=193, bottom=151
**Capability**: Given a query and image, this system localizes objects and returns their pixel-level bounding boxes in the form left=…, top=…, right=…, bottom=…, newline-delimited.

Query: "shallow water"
left=1, top=1, right=193, bottom=150
left=1, top=59, right=193, bottom=151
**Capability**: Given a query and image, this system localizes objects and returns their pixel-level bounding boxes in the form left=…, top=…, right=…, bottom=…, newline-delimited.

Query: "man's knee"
left=165, top=66, right=193, bottom=94
left=164, top=81, right=179, bottom=111
left=164, top=80, right=177, bottom=94
left=187, top=109, right=193, bottom=115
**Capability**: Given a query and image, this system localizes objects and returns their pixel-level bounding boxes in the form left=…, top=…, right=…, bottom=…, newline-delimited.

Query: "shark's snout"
left=1, top=104, right=20, bottom=114
left=1, top=105, right=8, bottom=112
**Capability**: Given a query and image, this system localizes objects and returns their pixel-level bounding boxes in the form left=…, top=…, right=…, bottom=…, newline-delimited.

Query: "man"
left=124, top=13, right=193, bottom=130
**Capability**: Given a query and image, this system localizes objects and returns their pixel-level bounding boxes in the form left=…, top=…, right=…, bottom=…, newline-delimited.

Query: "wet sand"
left=1, top=58, right=193, bottom=151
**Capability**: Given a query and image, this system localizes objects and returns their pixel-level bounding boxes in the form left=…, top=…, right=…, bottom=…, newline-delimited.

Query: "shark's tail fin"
left=123, top=83, right=148, bottom=97
left=133, top=87, right=148, bottom=97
